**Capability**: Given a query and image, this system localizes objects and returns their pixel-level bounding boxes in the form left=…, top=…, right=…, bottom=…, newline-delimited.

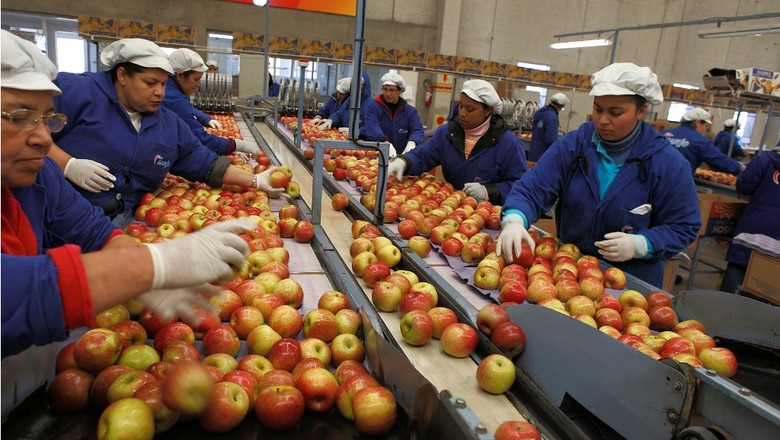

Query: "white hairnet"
left=100, top=38, right=173, bottom=75
left=336, top=77, right=351, bottom=94
left=168, top=48, right=208, bottom=73
left=550, top=93, right=569, bottom=108
left=723, top=118, right=739, bottom=129
left=589, top=62, right=663, bottom=106
left=1, top=30, right=61, bottom=95
left=206, top=59, right=218, bottom=68
left=461, top=79, right=502, bottom=114
left=381, top=72, right=406, bottom=92
left=681, top=108, right=713, bottom=125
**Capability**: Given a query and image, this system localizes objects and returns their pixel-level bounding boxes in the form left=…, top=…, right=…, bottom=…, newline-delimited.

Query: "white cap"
left=723, top=118, right=739, bottom=128
left=550, top=93, right=569, bottom=107
left=336, top=77, right=351, bottom=93
left=461, top=79, right=502, bottom=114
left=168, top=48, right=208, bottom=73
left=589, top=62, right=663, bottom=106
left=100, top=38, right=173, bottom=75
left=206, top=59, right=218, bottom=68
left=1, top=30, right=61, bottom=95
left=681, top=107, right=713, bottom=125
left=381, top=72, right=406, bottom=92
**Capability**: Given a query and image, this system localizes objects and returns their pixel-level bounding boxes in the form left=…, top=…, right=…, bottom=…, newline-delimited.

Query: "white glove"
left=254, top=166, right=287, bottom=198
left=309, top=116, right=322, bottom=124
left=208, top=119, right=222, bottom=129
left=595, top=232, right=648, bottom=262
left=63, top=158, right=116, bottom=193
left=496, top=214, right=535, bottom=263
left=138, top=284, right=220, bottom=324
left=317, top=119, right=333, bottom=131
left=386, top=143, right=397, bottom=159
left=405, top=141, right=417, bottom=153
left=145, top=218, right=256, bottom=290
left=235, top=139, right=260, bottom=156
left=388, top=159, right=406, bottom=182
left=463, top=182, right=488, bottom=202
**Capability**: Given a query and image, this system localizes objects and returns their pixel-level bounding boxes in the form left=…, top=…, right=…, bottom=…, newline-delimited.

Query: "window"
left=526, top=86, right=547, bottom=105
left=667, top=102, right=692, bottom=122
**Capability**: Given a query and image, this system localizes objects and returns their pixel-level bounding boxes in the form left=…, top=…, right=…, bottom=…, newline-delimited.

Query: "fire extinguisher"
left=423, top=79, right=432, bottom=106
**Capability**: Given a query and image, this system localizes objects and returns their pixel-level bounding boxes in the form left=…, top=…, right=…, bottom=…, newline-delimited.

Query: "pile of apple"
left=695, top=167, right=738, bottom=186
left=204, top=113, right=242, bottom=140
left=278, top=116, right=348, bottom=145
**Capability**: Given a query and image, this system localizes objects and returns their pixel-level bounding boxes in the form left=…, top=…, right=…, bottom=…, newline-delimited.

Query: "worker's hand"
left=595, top=232, right=648, bottom=262
left=254, top=166, right=287, bottom=198
left=405, top=141, right=417, bottom=153
left=145, top=218, right=256, bottom=290
left=235, top=139, right=260, bottom=157
left=387, top=159, right=406, bottom=182
left=208, top=119, right=222, bottom=130
left=63, top=158, right=116, bottom=193
left=138, top=284, right=220, bottom=324
left=309, top=116, right=322, bottom=124
left=317, top=119, right=333, bottom=131
left=463, top=182, right=488, bottom=202
left=386, top=143, right=397, bottom=159
left=496, top=214, right=535, bottom=264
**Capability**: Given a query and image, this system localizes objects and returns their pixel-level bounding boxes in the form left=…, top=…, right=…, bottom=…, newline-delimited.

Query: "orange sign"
left=219, top=0, right=355, bottom=16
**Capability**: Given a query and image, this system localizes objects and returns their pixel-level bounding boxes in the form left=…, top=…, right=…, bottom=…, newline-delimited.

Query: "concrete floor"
left=671, top=237, right=730, bottom=294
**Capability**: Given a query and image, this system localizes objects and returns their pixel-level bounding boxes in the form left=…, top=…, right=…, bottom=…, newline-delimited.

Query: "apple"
left=660, top=337, right=697, bottom=358
left=675, top=319, right=707, bottom=334
left=251, top=294, right=285, bottom=323
left=594, top=293, right=622, bottom=312
left=254, top=385, right=305, bottom=431
left=285, top=181, right=301, bottom=198
left=94, top=304, right=131, bottom=329
left=428, top=307, right=459, bottom=339
left=408, top=235, right=432, bottom=258
left=578, top=276, right=605, bottom=300
left=599, top=326, right=622, bottom=339
left=473, top=265, right=501, bottom=290
left=293, top=220, right=315, bottom=243
left=618, top=290, right=649, bottom=311
left=621, top=306, right=651, bottom=327
left=508, top=242, right=535, bottom=267
left=162, top=360, right=214, bottom=414
left=461, top=241, right=486, bottom=264
left=278, top=203, right=299, bottom=220
left=671, top=352, right=704, bottom=368
left=349, top=238, right=375, bottom=258
left=209, top=290, right=243, bottom=321
left=132, top=381, right=180, bottom=434
left=73, top=328, right=123, bottom=374
left=678, top=329, right=716, bottom=354
left=362, top=261, right=392, bottom=288
left=647, top=291, right=674, bottom=309
left=189, top=309, right=221, bottom=340
left=642, top=334, right=669, bottom=354
left=106, top=370, right=156, bottom=404
left=146, top=361, right=174, bottom=382
left=397, top=219, right=417, bottom=239
left=395, top=269, right=419, bottom=286
left=266, top=246, right=290, bottom=264
left=229, top=306, right=265, bottom=340
left=399, top=291, right=434, bottom=315
left=202, top=353, right=239, bottom=376
left=331, top=193, right=349, bottom=211
left=90, top=364, right=135, bottom=408
left=409, top=281, right=438, bottom=308
left=526, top=280, right=558, bottom=304
left=566, top=295, right=596, bottom=317
left=47, top=368, right=94, bottom=413
left=440, top=323, right=479, bottom=358
left=97, top=397, right=155, bottom=440
left=153, top=322, right=195, bottom=355
left=331, top=333, right=366, bottom=366
left=259, top=261, right=290, bottom=280
left=648, top=305, right=679, bottom=331
left=303, top=309, right=339, bottom=343
left=375, top=244, right=402, bottom=268
left=351, top=220, right=371, bottom=239
left=624, top=322, right=652, bottom=338
left=476, top=354, right=516, bottom=394
left=272, top=278, right=304, bottom=309
left=603, top=267, right=627, bottom=289
left=370, top=280, right=402, bottom=312
left=197, top=381, right=250, bottom=433
left=595, top=308, right=624, bottom=331
left=300, top=337, right=332, bottom=366
left=318, top=290, right=350, bottom=314
left=440, top=236, right=464, bottom=257
left=335, top=373, right=379, bottom=421
left=269, top=170, right=290, bottom=188
left=352, top=251, right=378, bottom=277
left=161, top=340, right=201, bottom=363
left=277, top=217, right=298, bottom=238
left=430, top=225, right=456, bottom=246
left=400, top=310, right=434, bottom=346
left=55, top=343, right=78, bottom=374
left=236, top=354, right=274, bottom=383
left=268, top=304, right=303, bottom=338
left=246, top=324, right=282, bottom=357
left=296, top=367, right=339, bottom=413
left=202, top=324, right=241, bottom=357
left=117, top=344, right=161, bottom=371
left=553, top=278, right=579, bottom=302
left=110, top=320, right=148, bottom=351
left=476, top=304, right=510, bottom=336
left=352, top=385, right=397, bottom=436
left=334, top=359, right=370, bottom=386
left=335, top=308, right=362, bottom=335
left=491, top=322, right=527, bottom=359
left=267, top=337, right=302, bottom=372
left=698, top=347, right=738, bottom=377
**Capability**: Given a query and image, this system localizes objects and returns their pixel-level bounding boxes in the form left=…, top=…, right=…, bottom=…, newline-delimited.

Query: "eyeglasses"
left=1, top=109, right=68, bottom=133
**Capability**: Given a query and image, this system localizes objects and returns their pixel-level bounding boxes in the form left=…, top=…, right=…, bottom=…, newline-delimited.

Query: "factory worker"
left=0, top=30, right=256, bottom=357
left=311, top=77, right=351, bottom=124
left=663, top=107, right=744, bottom=175
left=713, top=118, right=745, bottom=159
left=206, top=59, right=218, bottom=73
left=361, top=72, right=424, bottom=157
left=527, top=92, right=569, bottom=162
left=318, top=71, right=373, bottom=131
left=388, top=79, right=527, bottom=205
left=163, top=48, right=259, bottom=156
left=46, top=38, right=284, bottom=228
left=268, top=72, right=280, bottom=97
left=497, top=62, right=700, bottom=287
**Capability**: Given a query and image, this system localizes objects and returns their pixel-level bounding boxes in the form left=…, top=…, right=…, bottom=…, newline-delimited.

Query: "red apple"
left=399, top=310, right=434, bottom=346
left=229, top=306, right=265, bottom=340
left=106, top=370, right=156, bottom=404
left=296, top=367, right=339, bottom=413
left=330, top=333, right=366, bottom=366
left=648, top=305, right=679, bottom=331
left=372, top=281, right=403, bottom=312
left=647, top=291, right=674, bottom=309
left=161, top=340, right=201, bottom=363
left=73, top=328, right=123, bottom=374
left=47, top=368, right=94, bottom=413
left=245, top=324, right=282, bottom=357
left=132, top=380, right=180, bottom=434
left=303, top=309, right=339, bottom=343
left=352, top=385, right=397, bottom=436
left=362, top=261, right=392, bottom=287
left=602, top=267, right=627, bottom=289
left=494, top=420, right=542, bottom=440
left=153, top=322, right=195, bottom=355
left=317, top=290, right=350, bottom=314
left=698, top=347, right=738, bottom=377
left=476, top=303, right=510, bottom=336
left=237, top=354, right=275, bottom=383
left=335, top=308, right=362, bottom=335
left=440, top=323, right=479, bottom=358
left=255, top=385, right=305, bottom=430
left=267, top=337, right=302, bottom=372
left=428, top=307, right=459, bottom=339
left=162, top=360, right=214, bottom=414
left=491, top=322, right=527, bottom=359
left=408, top=235, right=432, bottom=258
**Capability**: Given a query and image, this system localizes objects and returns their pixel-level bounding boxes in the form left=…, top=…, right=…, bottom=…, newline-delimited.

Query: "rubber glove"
left=387, top=143, right=398, bottom=159
left=317, top=119, right=333, bottom=131
left=235, top=139, right=260, bottom=156
left=463, top=182, right=488, bottom=202
left=138, top=283, right=220, bottom=324
left=63, top=158, right=116, bottom=193
left=595, top=232, right=648, bottom=262
left=496, top=213, right=535, bottom=263
left=208, top=119, right=222, bottom=129
left=254, top=166, right=287, bottom=198
left=145, top=218, right=256, bottom=290
left=405, top=141, right=417, bottom=153
left=388, top=159, right=406, bottom=182
left=309, top=116, right=322, bottom=124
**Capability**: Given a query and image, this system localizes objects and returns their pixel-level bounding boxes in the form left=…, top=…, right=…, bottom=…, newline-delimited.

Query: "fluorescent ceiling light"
left=253, top=0, right=268, bottom=6
left=698, top=27, right=780, bottom=39
left=526, top=86, right=546, bottom=93
left=209, top=33, right=233, bottom=40
left=550, top=39, right=611, bottom=49
left=517, top=61, right=550, bottom=71
left=673, top=83, right=701, bottom=90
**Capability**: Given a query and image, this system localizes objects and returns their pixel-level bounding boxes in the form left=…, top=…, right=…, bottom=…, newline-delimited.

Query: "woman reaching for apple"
left=44, top=38, right=283, bottom=229
left=387, top=79, right=527, bottom=205
left=496, top=63, right=700, bottom=288
left=1, top=31, right=256, bottom=357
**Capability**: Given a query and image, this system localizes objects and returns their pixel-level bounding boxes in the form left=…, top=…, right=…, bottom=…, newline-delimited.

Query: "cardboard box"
left=696, top=194, right=747, bottom=238
left=742, top=251, right=780, bottom=305
left=739, top=67, right=780, bottom=98
left=532, top=218, right=556, bottom=235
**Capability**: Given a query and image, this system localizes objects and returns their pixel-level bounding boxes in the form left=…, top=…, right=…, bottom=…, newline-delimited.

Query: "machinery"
left=193, top=72, right=235, bottom=113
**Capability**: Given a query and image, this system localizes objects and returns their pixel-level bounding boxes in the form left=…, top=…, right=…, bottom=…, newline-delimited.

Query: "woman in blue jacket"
left=163, top=48, right=258, bottom=156
left=361, top=72, right=424, bottom=157
left=311, top=77, right=351, bottom=124
left=663, top=108, right=744, bottom=175
left=720, top=150, right=780, bottom=293
left=527, top=93, right=569, bottom=162
left=387, top=79, right=526, bottom=205
left=317, top=71, right=372, bottom=131
left=45, top=39, right=282, bottom=228
left=497, top=63, right=701, bottom=287
left=713, top=119, right=745, bottom=159
left=1, top=31, right=255, bottom=357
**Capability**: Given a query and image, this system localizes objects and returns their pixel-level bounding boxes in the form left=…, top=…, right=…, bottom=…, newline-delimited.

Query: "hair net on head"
left=336, top=77, right=351, bottom=94
left=723, top=118, right=739, bottom=129
left=589, top=62, right=663, bottom=106
left=461, top=79, right=502, bottom=114
left=206, top=59, right=218, bottom=68
left=1, top=30, right=61, bottom=95
left=681, top=108, right=713, bottom=125
left=381, top=72, right=406, bottom=92
left=550, top=93, right=569, bottom=108
left=168, top=48, right=208, bottom=73
left=100, top=38, right=173, bottom=75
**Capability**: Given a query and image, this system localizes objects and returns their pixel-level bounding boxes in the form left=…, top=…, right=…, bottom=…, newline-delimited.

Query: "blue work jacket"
left=663, top=124, right=743, bottom=175
left=527, top=105, right=560, bottom=162
left=361, top=96, right=424, bottom=154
